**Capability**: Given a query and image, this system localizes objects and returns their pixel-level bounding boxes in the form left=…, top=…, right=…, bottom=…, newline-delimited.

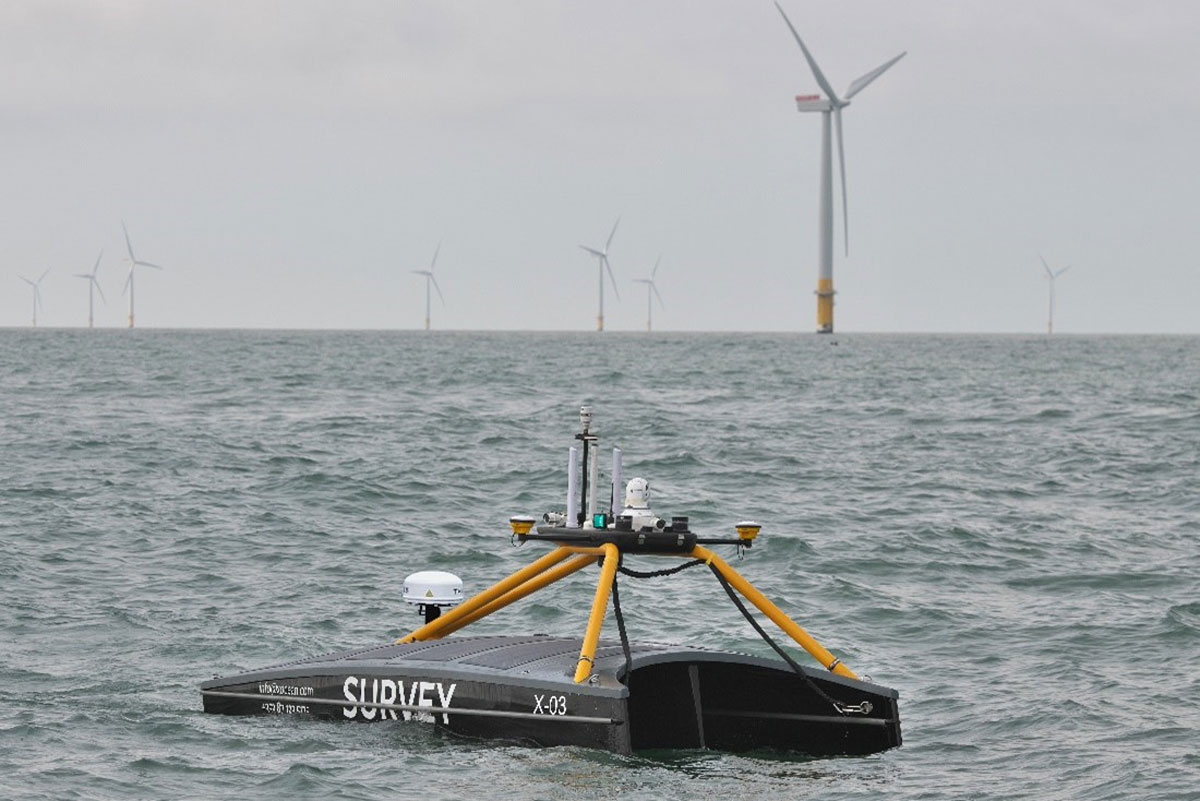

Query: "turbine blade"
left=74, top=273, right=92, bottom=279
left=136, top=260, right=163, bottom=270
left=605, top=257, right=620, bottom=301
left=1056, top=266, right=1071, bottom=278
left=38, top=267, right=51, bottom=283
left=92, top=249, right=103, bottom=277
left=774, top=2, right=840, bottom=103
left=844, top=51, right=906, bottom=100
left=579, top=245, right=605, bottom=258
left=1040, top=254, right=1053, bottom=279
left=632, top=279, right=651, bottom=285
left=605, top=217, right=621, bottom=252
left=652, top=255, right=661, bottom=279
left=412, top=269, right=430, bottom=276
left=431, top=274, right=445, bottom=305
left=19, top=276, right=34, bottom=286
left=430, top=241, right=441, bottom=272
left=122, top=221, right=136, bottom=262
left=835, top=106, right=849, bottom=256
left=95, top=279, right=107, bottom=304
left=122, top=268, right=132, bottom=296
left=651, top=282, right=665, bottom=309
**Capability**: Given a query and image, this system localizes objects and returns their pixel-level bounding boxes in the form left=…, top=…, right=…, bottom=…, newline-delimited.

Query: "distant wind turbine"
left=411, top=242, right=445, bottom=331
left=632, top=256, right=664, bottom=332
left=1040, top=255, right=1071, bottom=335
left=74, top=250, right=106, bottom=328
left=775, top=2, right=905, bottom=334
left=579, top=218, right=621, bottom=331
left=121, top=222, right=164, bottom=329
left=18, top=269, right=51, bottom=327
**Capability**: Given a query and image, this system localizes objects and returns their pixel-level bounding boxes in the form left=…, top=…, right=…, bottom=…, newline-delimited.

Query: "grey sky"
left=3, top=1, right=1198, bottom=332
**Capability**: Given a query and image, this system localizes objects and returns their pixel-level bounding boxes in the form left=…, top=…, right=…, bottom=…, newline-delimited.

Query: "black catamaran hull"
left=201, top=635, right=901, bottom=756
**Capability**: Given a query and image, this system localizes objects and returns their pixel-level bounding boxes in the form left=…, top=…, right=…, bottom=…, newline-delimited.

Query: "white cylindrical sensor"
left=611, top=447, right=623, bottom=516
left=587, top=444, right=599, bottom=523
left=566, top=446, right=580, bottom=528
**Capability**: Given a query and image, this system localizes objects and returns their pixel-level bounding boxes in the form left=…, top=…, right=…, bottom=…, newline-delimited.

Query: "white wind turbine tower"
left=579, top=218, right=621, bottom=331
left=632, top=256, right=664, bottom=332
left=1040, top=255, right=1071, bottom=335
left=775, top=2, right=905, bottom=334
left=74, top=250, right=105, bottom=328
left=18, top=269, right=51, bottom=327
left=121, top=222, right=164, bottom=329
left=412, top=242, right=445, bottom=331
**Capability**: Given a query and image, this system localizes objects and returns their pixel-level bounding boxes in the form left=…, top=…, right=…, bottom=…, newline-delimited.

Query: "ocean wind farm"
left=2, top=3, right=1199, bottom=801
left=7, top=5, right=1195, bottom=334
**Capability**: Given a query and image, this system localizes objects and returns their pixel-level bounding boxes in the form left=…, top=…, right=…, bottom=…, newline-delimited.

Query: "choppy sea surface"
left=1, top=330, right=1197, bottom=800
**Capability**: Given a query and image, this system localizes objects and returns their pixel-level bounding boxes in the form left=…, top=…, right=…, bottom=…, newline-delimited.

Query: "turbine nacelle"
left=795, top=96, right=837, bottom=112
left=1041, top=255, right=1071, bottom=281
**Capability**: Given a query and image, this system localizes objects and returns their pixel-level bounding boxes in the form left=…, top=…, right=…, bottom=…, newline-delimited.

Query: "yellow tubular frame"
left=573, top=543, right=620, bottom=682
left=393, top=538, right=855, bottom=684
left=434, top=554, right=600, bottom=638
left=691, top=546, right=858, bottom=679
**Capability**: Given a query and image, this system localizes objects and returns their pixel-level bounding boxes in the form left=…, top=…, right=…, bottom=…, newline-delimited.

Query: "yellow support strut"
left=397, top=547, right=573, bottom=643
left=434, top=553, right=601, bottom=638
left=692, top=545, right=858, bottom=679
left=573, top=543, right=620, bottom=683
left=393, top=535, right=853, bottom=684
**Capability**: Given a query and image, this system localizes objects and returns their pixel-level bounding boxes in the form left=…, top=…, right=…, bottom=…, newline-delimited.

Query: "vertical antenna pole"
left=576, top=406, right=595, bottom=527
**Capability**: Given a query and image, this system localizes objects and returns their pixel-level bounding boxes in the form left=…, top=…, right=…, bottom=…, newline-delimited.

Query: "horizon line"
left=1, top=325, right=1197, bottom=337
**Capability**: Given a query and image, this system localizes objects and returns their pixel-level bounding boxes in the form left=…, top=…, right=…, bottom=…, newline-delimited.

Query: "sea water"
left=1, top=330, right=1197, bottom=800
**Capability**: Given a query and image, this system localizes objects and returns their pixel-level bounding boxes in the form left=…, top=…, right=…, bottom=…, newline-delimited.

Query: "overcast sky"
left=3, top=1, right=1198, bottom=332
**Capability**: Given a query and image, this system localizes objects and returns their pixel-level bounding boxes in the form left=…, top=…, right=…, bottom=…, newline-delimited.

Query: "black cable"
left=707, top=563, right=845, bottom=716
left=618, top=559, right=705, bottom=579
left=610, top=564, right=633, bottom=688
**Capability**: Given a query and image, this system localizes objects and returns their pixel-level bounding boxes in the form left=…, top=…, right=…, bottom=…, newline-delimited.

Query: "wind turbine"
left=121, top=222, right=163, bottom=329
left=1040, top=255, right=1071, bottom=335
left=74, top=250, right=106, bottom=328
left=18, top=269, right=51, bottom=327
left=579, top=218, right=621, bottom=331
left=632, top=256, right=664, bottom=332
left=775, top=2, right=905, bottom=334
left=411, top=242, right=445, bottom=331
